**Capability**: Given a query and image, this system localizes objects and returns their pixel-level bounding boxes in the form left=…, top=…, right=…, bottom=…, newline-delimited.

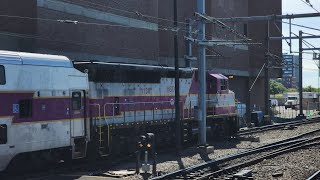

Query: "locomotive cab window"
left=221, top=79, right=227, bottom=91
left=0, top=124, right=7, bottom=144
left=0, top=65, right=5, bottom=85
left=209, top=81, right=216, bottom=90
left=72, top=92, right=82, bottom=110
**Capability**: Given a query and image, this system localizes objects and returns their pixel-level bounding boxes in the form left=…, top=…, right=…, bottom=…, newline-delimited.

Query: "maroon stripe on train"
left=1, top=92, right=236, bottom=123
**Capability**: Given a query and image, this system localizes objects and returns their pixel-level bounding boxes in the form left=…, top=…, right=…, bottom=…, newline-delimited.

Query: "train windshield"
left=221, top=79, right=228, bottom=90
left=0, top=65, right=5, bottom=85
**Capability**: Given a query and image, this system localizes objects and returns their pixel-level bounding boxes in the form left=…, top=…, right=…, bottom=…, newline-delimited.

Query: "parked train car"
left=0, top=50, right=237, bottom=171
left=0, top=51, right=90, bottom=171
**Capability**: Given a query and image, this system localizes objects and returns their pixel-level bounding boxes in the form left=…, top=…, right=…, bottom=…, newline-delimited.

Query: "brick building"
left=0, top=0, right=282, bottom=112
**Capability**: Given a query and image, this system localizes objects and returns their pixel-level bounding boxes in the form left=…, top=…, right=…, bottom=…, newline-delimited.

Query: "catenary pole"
left=264, top=21, right=270, bottom=119
left=185, top=19, right=192, bottom=68
left=197, top=0, right=206, bottom=146
left=173, top=0, right=181, bottom=152
left=298, top=30, right=305, bottom=118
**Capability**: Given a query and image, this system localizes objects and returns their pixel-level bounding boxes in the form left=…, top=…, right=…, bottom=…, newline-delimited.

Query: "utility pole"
left=298, top=30, right=305, bottom=119
left=185, top=19, right=192, bottom=68
left=264, top=21, right=270, bottom=119
left=269, top=32, right=320, bottom=119
left=173, top=0, right=181, bottom=152
left=197, top=0, right=206, bottom=146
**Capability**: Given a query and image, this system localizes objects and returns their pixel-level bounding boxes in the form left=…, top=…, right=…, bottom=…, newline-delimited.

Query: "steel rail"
left=307, top=170, right=320, bottom=180
left=198, top=140, right=320, bottom=180
left=238, top=118, right=320, bottom=136
left=152, top=128, right=320, bottom=179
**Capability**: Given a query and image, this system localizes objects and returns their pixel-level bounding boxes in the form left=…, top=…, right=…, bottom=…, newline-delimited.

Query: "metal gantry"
left=191, top=2, right=320, bottom=144
left=269, top=31, right=320, bottom=118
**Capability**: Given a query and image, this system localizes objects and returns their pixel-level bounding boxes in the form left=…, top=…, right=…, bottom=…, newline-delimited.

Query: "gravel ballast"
left=248, top=145, right=320, bottom=179
left=80, top=121, right=320, bottom=179
left=150, top=122, right=320, bottom=174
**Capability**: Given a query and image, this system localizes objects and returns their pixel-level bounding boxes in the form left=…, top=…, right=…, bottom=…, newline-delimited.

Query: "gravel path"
left=248, top=145, right=320, bottom=179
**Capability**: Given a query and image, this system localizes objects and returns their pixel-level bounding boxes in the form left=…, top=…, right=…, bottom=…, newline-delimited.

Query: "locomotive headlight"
left=147, top=144, right=151, bottom=148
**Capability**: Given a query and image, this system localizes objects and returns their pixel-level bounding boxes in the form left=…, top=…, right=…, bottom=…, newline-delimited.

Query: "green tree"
left=303, top=85, right=317, bottom=92
left=287, top=88, right=298, bottom=92
left=270, top=80, right=287, bottom=95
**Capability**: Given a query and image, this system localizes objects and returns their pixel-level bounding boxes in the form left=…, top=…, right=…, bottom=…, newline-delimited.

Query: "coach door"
left=70, top=90, right=88, bottom=159
left=70, top=91, right=86, bottom=137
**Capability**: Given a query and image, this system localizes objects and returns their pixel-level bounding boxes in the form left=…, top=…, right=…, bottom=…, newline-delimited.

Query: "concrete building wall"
left=246, top=0, right=282, bottom=109
left=0, top=0, right=282, bottom=112
left=0, top=0, right=37, bottom=52
left=35, top=0, right=159, bottom=63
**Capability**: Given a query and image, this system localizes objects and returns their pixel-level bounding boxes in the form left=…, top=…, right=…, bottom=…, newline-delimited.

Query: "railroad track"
left=307, top=170, right=320, bottom=180
left=238, top=117, right=320, bottom=136
left=1, top=144, right=180, bottom=180
left=0, top=152, right=136, bottom=180
left=152, top=128, right=320, bottom=180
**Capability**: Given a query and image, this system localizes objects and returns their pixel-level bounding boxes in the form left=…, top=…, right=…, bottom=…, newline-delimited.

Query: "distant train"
left=0, top=50, right=237, bottom=171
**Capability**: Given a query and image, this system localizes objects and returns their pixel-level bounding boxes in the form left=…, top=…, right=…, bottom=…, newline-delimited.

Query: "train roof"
left=73, top=61, right=193, bottom=72
left=0, top=50, right=73, bottom=67
left=74, top=61, right=194, bottom=83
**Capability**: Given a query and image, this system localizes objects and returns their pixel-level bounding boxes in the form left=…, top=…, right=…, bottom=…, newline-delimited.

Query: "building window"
left=19, top=100, right=33, bottom=118
left=0, top=124, right=7, bottom=144
left=0, top=65, right=5, bottom=85
left=72, top=92, right=82, bottom=110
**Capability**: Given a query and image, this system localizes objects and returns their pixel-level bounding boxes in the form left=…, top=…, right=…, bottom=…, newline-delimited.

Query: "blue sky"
left=282, top=0, right=320, bottom=87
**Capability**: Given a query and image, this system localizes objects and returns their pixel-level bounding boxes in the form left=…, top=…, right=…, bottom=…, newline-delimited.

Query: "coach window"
left=0, top=125, right=7, bottom=144
left=0, top=65, right=5, bottom=85
left=72, top=92, right=82, bottom=110
left=19, top=99, right=33, bottom=118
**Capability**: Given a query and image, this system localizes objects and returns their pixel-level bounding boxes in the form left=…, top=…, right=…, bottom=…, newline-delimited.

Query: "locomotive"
left=0, top=50, right=237, bottom=171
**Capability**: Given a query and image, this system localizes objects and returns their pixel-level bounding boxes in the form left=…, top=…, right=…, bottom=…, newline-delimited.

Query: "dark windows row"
left=74, top=63, right=193, bottom=83
left=18, top=92, right=83, bottom=118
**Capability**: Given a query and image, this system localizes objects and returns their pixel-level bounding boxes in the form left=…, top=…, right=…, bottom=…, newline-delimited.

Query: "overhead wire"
left=66, top=0, right=284, bottom=61
left=62, top=0, right=190, bottom=25
left=32, top=0, right=197, bottom=37
left=290, top=32, right=320, bottom=91
left=0, top=0, right=293, bottom=69
left=0, top=31, right=147, bottom=53
left=299, top=0, right=320, bottom=13
left=281, top=20, right=320, bottom=32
